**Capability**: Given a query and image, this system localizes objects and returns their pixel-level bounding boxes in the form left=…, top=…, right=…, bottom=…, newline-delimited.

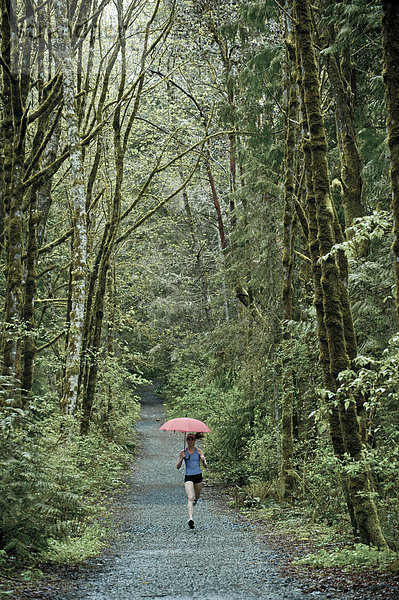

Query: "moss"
left=382, top=1, right=399, bottom=326
left=293, top=0, right=388, bottom=548
left=325, top=53, right=365, bottom=237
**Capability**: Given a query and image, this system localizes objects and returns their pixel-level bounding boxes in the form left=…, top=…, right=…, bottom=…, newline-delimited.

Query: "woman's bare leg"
left=194, top=482, right=203, bottom=503
left=184, top=481, right=195, bottom=521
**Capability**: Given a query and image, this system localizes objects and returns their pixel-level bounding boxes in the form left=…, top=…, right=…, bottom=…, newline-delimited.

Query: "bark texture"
left=318, top=1, right=365, bottom=239
left=293, top=0, right=388, bottom=548
left=382, top=0, right=399, bottom=327
left=280, top=31, right=297, bottom=499
left=54, top=0, right=88, bottom=414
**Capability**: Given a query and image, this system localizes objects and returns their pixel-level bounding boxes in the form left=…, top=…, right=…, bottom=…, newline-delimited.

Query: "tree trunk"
left=280, top=31, right=297, bottom=499
left=293, top=0, right=388, bottom=548
left=205, top=152, right=230, bottom=320
left=54, top=0, right=88, bottom=415
left=319, top=3, right=365, bottom=243
left=1, top=0, right=32, bottom=401
left=382, top=0, right=399, bottom=328
left=205, top=152, right=227, bottom=251
left=21, top=190, right=39, bottom=400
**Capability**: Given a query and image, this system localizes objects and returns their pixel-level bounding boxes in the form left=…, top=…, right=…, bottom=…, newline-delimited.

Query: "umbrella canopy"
left=159, top=417, right=212, bottom=433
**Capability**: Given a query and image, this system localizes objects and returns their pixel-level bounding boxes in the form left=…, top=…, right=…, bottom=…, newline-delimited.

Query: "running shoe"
left=188, top=519, right=194, bottom=529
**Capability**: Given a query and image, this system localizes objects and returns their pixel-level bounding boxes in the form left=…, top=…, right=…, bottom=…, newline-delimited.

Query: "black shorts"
left=184, top=473, right=203, bottom=484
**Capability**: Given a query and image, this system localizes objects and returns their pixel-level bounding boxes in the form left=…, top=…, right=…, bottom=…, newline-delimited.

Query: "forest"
left=1, top=0, right=399, bottom=583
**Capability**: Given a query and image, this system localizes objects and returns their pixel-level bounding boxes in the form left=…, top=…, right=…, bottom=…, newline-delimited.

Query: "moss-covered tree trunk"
left=327, top=56, right=364, bottom=234
left=1, top=0, right=19, bottom=391
left=54, top=0, right=88, bottom=415
left=319, top=2, right=365, bottom=244
left=280, top=30, right=297, bottom=499
left=1, top=0, right=33, bottom=401
left=104, top=264, right=116, bottom=436
left=382, top=0, right=399, bottom=327
left=292, top=0, right=388, bottom=548
left=21, top=189, right=38, bottom=400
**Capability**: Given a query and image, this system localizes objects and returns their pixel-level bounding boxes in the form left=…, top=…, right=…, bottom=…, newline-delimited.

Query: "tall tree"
left=280, top=20, right=297, bottom=499
left=291, top=0, right=388, bottom=547
left=1, top=0, right=30, bottom=399
left=382, top=0, right=399, bottom=327
left=53, top=0, right=88, bottom=414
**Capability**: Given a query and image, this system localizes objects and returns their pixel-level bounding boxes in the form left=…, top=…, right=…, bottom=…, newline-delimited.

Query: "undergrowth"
left=227, top=488, right=399, bottom=571
left=0, top=388, right=140, bottom=570
left=293, top=544, right=396, bottom=569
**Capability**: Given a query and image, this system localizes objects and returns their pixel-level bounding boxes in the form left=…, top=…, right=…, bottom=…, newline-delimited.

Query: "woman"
left=177, top=433, right=207, bottom=529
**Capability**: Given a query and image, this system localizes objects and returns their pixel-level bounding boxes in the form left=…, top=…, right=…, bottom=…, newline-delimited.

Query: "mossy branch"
left=36, top=330, right=66, bottom=353
left=37, top=228, right=73, bottom=257
left=24, top=103, right=63, bottom=180
left=27, top=74, right=62, bottom=123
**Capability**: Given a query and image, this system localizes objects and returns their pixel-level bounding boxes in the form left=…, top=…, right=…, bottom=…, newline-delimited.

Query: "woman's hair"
left=195, top=432, right=204, bottom=440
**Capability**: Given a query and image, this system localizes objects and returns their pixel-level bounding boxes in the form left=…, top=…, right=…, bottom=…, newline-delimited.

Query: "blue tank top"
left=185, top=447, right=201, bottom=476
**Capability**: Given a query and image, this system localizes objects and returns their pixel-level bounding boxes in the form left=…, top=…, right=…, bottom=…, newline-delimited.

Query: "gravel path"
left=57, top=385, right=340, bottom=600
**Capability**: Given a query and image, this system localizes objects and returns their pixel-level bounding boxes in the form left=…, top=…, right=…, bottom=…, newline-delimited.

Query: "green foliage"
left=0, top=389, right=136, bottom=562
left=292, top=444, right=347, bottom=524
left=92, top=354, right=143, bottom=446
left=232, top=438, right=348, bottom=526
left=39, top=523, right=106, bottom=564
left=333, top=336, right=399, bottom=546
left=0, top=398, right=85, bottom=557
left=294, top=543, right=396, bottom=569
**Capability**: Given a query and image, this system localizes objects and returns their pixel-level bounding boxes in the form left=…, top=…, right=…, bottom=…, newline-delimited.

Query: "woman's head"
left=186, top=434, right=196, bottom=443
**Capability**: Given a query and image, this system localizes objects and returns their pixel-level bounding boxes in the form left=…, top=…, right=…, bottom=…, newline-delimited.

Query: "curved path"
left=59, top=386, right=335, bottom=600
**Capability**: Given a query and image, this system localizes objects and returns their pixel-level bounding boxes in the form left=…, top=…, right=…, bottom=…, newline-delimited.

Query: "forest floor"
left=245, top=514, right=399, bottom=600
left=1, top=385, right=398, bottom=599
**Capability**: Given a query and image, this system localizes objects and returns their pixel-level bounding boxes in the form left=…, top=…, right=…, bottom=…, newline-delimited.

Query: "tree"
left=53, top=0, right=88, bottom=415
left=382, top=0, right=399, bottom=327
left=280, top=13, right=298, bottom=499
left=291, top=0, right=387, bottom=548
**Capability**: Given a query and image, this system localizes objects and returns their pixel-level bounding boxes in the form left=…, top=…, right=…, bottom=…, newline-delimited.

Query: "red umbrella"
left=159, top=417, right=211, bottom=450
left=159, top=417, right=212, bottom=434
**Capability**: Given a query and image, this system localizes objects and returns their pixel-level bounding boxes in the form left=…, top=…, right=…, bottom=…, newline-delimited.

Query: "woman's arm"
left=177, top=449, right=185, bottom=469
left=198, top=449, right=208, bottom=468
